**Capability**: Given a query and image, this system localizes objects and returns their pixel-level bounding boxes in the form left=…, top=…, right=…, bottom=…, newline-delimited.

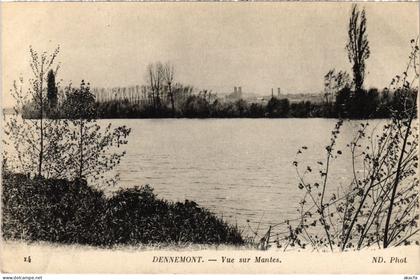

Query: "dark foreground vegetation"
left=2, top=172, right=244, bottom=247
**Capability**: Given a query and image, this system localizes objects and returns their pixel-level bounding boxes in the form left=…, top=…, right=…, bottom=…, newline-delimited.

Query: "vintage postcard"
left=0, top=1, right=419, bottom=275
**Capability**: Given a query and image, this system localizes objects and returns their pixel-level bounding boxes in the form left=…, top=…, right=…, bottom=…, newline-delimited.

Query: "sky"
left=1, top=2, right=419, bottom=106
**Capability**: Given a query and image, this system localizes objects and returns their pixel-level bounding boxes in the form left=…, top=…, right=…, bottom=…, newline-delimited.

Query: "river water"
left=99, top=118, right=386, bottom=236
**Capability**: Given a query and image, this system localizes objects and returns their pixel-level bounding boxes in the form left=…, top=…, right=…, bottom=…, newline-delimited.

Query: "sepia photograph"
left=0, top=1, right=419, bottom=275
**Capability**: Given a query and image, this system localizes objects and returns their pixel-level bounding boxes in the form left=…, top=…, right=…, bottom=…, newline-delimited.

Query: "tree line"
left=21, top=77, right=416, bottom=119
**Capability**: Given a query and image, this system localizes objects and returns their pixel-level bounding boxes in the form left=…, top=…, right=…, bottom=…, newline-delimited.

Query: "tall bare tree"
left=346, top=4, right=370, bottom=93
left=146, top=62, right=164, bottom=111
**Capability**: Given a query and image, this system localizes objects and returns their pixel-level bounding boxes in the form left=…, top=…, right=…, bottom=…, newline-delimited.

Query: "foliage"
left=181, top=95, right=211, bottom=117
left=58, top=81, right=131, bottom=185
left=324, top=69, right=352, bottom=105
left=266, top=97, right=290, bottom=118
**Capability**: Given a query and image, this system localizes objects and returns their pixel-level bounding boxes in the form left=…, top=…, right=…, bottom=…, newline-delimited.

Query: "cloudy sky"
left=1, top=2, right=418, bottom=106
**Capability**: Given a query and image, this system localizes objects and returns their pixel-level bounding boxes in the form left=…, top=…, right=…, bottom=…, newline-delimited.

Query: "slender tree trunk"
left=38, top=66, right=44, bottom=177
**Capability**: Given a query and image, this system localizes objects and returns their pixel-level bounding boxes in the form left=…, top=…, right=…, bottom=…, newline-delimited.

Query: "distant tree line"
left=21, top=85, right=417, bottom=119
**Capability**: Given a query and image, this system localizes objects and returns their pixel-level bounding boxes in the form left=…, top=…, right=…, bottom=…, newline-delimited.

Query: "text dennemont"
left=152, top=256, right=203, bottom=263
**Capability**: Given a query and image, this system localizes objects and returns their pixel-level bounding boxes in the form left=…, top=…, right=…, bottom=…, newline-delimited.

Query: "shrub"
left=2, top=173, right=108, bottom=245
left=2, top=173, right=244, bottom=247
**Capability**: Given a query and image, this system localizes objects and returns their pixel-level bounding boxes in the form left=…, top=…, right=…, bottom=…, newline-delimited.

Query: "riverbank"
left=2, top=173, right=244, bottom=247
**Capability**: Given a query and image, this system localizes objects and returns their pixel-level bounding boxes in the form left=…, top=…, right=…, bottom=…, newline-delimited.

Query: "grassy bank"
left=1, top=173, right=244, bottom=247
